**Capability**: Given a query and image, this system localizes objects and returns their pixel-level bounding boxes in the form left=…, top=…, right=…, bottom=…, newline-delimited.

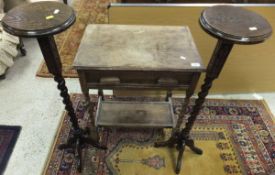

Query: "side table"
left=73, top=24, right=205, bottom=129
left=73, top=24, right=206, bottom=173
left=168, top=5, right=272, bottom=174
left=1, top=2, right=105, bottom=172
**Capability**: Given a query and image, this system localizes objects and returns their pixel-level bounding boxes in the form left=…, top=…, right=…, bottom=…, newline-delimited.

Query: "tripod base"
left=154, top=132, right=202, bottom=174
left=58, top=128, right=107, bottom=172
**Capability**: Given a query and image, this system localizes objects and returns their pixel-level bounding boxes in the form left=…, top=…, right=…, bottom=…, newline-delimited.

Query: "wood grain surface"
left=2, top=1, right=75, bottom=37
left=200, top=5, right=272, bottom=44
left=74, top=24, right=205, bottom=72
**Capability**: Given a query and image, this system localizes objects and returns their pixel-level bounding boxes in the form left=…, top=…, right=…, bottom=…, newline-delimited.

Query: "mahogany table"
left=1, top=1, right=105, bottom=172
left=168, top=5, right=272, bottom=174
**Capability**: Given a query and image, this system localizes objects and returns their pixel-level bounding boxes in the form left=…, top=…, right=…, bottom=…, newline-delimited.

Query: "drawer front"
left=83, top=70, right=194, bottom=86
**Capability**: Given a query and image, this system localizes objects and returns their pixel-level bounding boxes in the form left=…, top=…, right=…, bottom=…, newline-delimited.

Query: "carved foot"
left=186, top=138, right=203, bottom=154
left=154, top=131, right=202, bottom=174
left=175, top=143, right=185, bottom=174
left=58, top=128, right=106, bottom=172
left=174, top=138, right=202, bottom=174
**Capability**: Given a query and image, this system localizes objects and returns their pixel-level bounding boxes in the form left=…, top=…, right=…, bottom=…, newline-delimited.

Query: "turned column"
left=178, top=5, right=272, bottom=174
left=183, top=5, right=272, bottom=138
left=2, top=2, right=105, bottom=172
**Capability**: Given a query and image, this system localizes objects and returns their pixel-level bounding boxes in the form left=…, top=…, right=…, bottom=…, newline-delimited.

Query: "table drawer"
left=82, top=70, right=195, bottom=86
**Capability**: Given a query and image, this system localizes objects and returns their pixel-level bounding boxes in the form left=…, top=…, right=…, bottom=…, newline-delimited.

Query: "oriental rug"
left=44, top=94, right=275, bottom=175
left=36, top=0, right=117, bottom=78
left=0, top=125, right=21, bottom=175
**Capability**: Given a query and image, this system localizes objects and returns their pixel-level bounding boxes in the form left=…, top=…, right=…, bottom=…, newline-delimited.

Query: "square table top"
left=73, top=24, right=205, bottom=72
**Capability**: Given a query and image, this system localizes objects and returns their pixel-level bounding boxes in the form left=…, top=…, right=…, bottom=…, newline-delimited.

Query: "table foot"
left=58, top=128, right=107, bottom=172
left=185, top=138, right=203, bottom=154
left=175, top=137, right=202, bottom=174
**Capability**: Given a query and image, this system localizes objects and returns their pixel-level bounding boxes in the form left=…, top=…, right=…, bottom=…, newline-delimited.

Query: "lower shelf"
left=95, top=97, right=175, bottom=128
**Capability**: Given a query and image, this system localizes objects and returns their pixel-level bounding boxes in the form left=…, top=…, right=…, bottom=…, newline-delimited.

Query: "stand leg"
left=37, top=36, right=106, bottom=172
left=185, top=137, right=203, bottom=154
left=175, top=40, right=233, bottom=173
left=155, top=73, right=200, bottom=148
left=155, top=40, right=234, bottom=173
left=175, top=142, right=185, bottom=174
left=18, top=37, right=26, bottom=56
left=181, top=40, right=233, bottom=134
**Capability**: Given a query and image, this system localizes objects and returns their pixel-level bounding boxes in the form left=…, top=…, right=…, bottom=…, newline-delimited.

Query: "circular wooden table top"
left=2, top=1, right=76, bottom=37
left=200, top=5, right=272, bottom=44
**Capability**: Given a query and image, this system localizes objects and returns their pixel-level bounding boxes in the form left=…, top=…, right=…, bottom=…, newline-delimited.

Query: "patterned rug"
left=36, top=0, right=116, bottom=77
left=44, top=94, right=275, bottom=175
left=0, top=125, right=21, bottom=175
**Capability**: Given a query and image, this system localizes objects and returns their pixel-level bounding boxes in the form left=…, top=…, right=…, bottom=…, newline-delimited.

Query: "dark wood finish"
left=37, top=36, right=80, bottom=128
left=176, top=72, right=200, bottom=130
left=1, top=2, right=105, bottom=173
left=159, top=5, right=272, bottom=174
left=2, top=1, right=75, bottom=37
left=154, top=72, right=202, bottom=173
left=96, top=97, right=175, bottom=128
left=200, top=5, right=272, bottom=44
left=18, top=37, right=26, bottom=56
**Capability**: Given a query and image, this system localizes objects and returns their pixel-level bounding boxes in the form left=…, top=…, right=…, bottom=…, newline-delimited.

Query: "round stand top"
left=2, top=1, right=76, bottom=37
left=200, top=5, right=272, bottom=44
